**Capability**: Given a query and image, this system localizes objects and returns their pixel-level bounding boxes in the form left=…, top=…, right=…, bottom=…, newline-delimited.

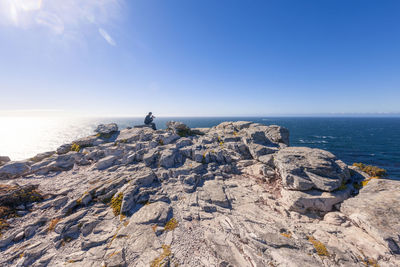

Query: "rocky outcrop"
left=275, top=147, right=350, bottom=191
left=95, top=123, right=118, bottom=135
left=0, top=121, right=398, bottom=267
left=341, top=178, right=400, bottom=255
left=0, top=161, right=30, bottom=179
left=0, top=156, right=11, bottom=166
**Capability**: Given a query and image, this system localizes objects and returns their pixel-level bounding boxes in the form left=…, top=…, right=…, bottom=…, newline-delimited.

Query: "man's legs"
left=150, top=122, right=156, bottom=130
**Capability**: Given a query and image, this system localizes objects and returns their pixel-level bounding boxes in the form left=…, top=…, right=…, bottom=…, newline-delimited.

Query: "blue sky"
left=0, top=0, right=399, bottom=116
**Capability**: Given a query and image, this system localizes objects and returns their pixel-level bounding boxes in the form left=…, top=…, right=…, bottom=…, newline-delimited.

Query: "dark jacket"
left=144, top=114, right=153, bottom=124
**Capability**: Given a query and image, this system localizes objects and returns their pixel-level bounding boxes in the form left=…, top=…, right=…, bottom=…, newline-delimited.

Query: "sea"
left=0, top=116, right=399, bottom=180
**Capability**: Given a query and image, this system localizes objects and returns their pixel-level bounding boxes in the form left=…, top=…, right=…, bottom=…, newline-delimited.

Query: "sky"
left=0, top=0, right=399, bottom=117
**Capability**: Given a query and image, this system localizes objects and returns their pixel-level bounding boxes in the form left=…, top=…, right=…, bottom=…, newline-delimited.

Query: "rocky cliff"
left=0, top=121, right=399, bottom=267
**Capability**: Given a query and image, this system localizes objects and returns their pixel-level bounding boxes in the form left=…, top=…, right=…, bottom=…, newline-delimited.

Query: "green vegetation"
left=308, top=236, right=329, bottom=257
left=353, top=163, right=387, bottom=187
left=337, top=180, right=347, bottom=191
left=164, top=218, right=178, bottom=232
left=353, top=163, right=387, bottom=177
left=71, top=143, right=80, bottom=152
left=110, top=193, right=123, bottom=216
left=176, top=128, right=191, bottom=137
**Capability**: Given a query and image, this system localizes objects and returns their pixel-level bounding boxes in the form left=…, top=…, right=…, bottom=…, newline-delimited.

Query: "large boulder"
left=264, top=125, right=290, bottom=146
left=0, top=161, right=30, bottom=179
left=340, top=179, right=400, bottom=254
left=274, top=147, right=350, bottom=191
left=166, top=121, right=191, bottom=137
left=95, top=123, right=118, bottom=135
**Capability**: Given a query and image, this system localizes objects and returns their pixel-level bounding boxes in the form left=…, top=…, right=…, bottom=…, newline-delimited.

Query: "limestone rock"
left=56, top=143, right=72, bottom=155
left=94, top=155, right=118, bottom=170
left=341, top=179, right=400, bottom=254
left=166, top=121, right=191, bottom=136
left=130, top=201, right=171, bottom=225
left=280, top=186, right=352, bottom=213
left=95, top=123, right=118, bottom=135
left=0, top=120, right=398, bottom=267
left=159, top=149, right=183, bottom=168
left=274, top=147, right=350, bottom=191
left=30, top=151, right=55, bottom=162
left=199, top=180, right=230, bottom=209
left=0, top=156, right=11, bottom=166
left=0, top=161, right=30, bottom=179
left=264, top=125, right=290, bottom=146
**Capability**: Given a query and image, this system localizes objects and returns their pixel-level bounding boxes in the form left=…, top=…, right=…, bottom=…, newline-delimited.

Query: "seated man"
left=144, top=112, right=156, bottom=130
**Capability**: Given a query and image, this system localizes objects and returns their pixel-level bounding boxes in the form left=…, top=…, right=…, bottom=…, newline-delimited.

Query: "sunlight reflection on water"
left=0, top=117, right=96, bottom=160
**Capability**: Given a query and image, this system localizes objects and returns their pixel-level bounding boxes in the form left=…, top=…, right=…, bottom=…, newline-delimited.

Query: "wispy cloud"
left=0, top=0, right=121, bottom=44
left=99, top=27, right=116, bottom=46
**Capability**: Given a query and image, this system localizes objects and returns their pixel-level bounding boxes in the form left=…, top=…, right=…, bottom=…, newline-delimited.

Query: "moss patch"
left=164, top=218, right=178, bottom=232
left=110, top=193, right=123, bottom=216
left=353, top=163, right=387, bottom=177
left=71, top=143, right=80, bottom=152
left=308, top=236, right=329, bottom=257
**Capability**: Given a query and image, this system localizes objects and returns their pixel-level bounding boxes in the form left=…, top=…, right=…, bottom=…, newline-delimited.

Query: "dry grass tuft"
left=308, top=236, right=329, bottom=257
left=164, top=218, right=178, bottom=232
left=110, top=193, right=123, bottom=216
left=48, top=218, right=61, bottom=232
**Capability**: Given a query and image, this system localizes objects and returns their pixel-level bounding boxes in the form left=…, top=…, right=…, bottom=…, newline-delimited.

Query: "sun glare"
left=17, top=0, right=42, bottom=11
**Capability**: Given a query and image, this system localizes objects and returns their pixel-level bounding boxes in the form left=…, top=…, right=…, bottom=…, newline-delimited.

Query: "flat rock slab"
left=341, top=179, right=400, bottom=254
left=199, top=180, right=230, bottom=209
left=0, top=161, right=30, bottom=179
left=274, top=147, right=350, bottom=191
left=130, top=201, right=171, bottom=225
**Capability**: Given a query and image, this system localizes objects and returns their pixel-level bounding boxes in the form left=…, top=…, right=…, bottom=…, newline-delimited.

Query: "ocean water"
left=0, top=116, right=399, bottom=180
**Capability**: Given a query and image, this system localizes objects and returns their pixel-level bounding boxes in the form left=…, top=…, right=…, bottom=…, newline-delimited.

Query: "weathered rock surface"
left=0, top=156, right=11, bottom=166
left=341, top=178, right=400, bottom=254
left=275, top=147, right=350, bottom=191
left=0, top=121, right=398, bottom=267
left=95, top=123, right=118, bottom=135
left=0, top=161, right=30, bottom=179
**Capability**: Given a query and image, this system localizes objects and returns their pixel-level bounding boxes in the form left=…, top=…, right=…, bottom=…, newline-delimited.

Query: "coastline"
left=0, top=121, right=399, bottom=266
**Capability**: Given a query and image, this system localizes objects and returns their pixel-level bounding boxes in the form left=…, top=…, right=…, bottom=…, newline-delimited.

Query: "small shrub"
left=164, top=218, right=178, bottom=232
left=110, top=193, right=123, bottom=216
left=308, top=236, right=329, bottom=257
left=337, top=180, right=347, bottom=191
left=71, top=143, right=80, bottom=152
left=177, top=129, right=190, bottom=137
left=353, top=163, right=387, bottom=177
